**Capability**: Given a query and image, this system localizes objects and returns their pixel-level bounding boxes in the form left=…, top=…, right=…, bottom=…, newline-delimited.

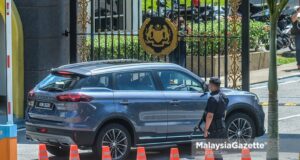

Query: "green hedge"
left=141, top=0, right=225, bottom=11
left=86, top=20, right=268, bottom=60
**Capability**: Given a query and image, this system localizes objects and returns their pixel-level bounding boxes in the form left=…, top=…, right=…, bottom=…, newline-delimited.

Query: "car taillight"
left=56, top=93, right=93, bottom=102
left=57, top=71, right=74, bottom=75
left=28, top=89, right=35, bottom=98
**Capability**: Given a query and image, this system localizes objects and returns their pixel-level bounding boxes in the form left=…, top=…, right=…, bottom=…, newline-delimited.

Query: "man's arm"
left=204, top=97, right=217, bottom=137
left=205, top=112, right=214, bottom=132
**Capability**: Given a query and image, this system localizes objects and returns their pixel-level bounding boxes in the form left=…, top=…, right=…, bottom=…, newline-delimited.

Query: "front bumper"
left=256, top=104, right=266, bottom=137
left=26, top=122, right=96, bottom=147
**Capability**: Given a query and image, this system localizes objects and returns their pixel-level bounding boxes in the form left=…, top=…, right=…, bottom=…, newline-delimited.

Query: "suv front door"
left=156, top=70, right=208, bottom=142
left=114, top=71, right=168, bottom=144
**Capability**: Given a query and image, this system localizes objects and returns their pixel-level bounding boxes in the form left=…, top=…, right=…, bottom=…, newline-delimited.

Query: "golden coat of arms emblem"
left=139, top=17, right=178, bottom=57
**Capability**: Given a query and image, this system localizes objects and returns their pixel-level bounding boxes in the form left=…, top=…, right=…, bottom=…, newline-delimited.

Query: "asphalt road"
left=17, top=76, right=300, bottom=160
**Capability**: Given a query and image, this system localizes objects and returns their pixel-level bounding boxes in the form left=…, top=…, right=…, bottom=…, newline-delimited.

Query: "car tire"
left=225, top=113, right=256, bottom=143
left=46, top=145, right=69, bottom=157
left=93, top=123, right=132, bottom=160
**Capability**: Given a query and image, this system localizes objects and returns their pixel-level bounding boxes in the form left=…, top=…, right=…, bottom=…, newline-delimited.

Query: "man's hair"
left=209, top=77, right=221, bottom=87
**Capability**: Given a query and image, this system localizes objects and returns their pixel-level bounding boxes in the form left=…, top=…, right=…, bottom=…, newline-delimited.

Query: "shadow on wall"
left=0, top=15, right=5, bottom=97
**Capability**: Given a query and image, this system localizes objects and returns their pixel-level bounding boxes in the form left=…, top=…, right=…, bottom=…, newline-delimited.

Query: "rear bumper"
left=26, top=122, right=96, bottom=147
left=26, top=131, right=75, bottom=146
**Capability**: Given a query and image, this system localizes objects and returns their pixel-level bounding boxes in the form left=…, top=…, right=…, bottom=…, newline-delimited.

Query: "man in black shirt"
left=204, top=77, right=228, bottom=160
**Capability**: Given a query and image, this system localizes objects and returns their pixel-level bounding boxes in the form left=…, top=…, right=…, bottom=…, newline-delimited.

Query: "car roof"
left=52, top=59, right=183, bottom=76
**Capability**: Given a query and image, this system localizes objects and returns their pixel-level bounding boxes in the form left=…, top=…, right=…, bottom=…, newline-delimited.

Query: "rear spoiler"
left=51, top=70, right=87, bottom=78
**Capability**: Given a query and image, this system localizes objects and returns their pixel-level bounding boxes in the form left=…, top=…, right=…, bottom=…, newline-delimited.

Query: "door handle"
left=120, top=100, right=130, bottom=105
left=169, top=100, right=181, bottom=105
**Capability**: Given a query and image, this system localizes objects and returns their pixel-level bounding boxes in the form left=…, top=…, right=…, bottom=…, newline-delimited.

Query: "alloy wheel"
left=227, top=118, right=253, bottom=143
left=102, top=128, right=128, bottom=160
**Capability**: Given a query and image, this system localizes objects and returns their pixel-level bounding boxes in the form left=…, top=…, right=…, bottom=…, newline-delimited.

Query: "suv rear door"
left=156, top=70, right=209, bottom=142
left=113, top=70, right=168, bottom=144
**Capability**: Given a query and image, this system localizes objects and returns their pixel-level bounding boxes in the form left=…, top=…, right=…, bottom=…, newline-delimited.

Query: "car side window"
left=158, top=70, right=204, bottom=92
left=75, top=74, right=112, bottom=89
left=116, top=71, right=156, bottom=91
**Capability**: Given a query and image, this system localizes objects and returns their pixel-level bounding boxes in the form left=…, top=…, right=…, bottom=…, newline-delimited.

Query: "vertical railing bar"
left=150, top=0, right=154, bottom=61
left=117, top=0, right=121, bottom=59
left=138, top=0, right=141, bottom=60
left=157, top=0, right=160, bottom=16
left=110, top=0, right=114, bottom=59
left=164, top=0, right=167, bottom=62
left=144, top=0, right=147, bottom=61
left=224, top=0, right=228, bottom=87
left=197, top=0, right=201, bottom=76
left=218, top=0, right=221, bottom=77
left=98, top=0, right=101, bottom=60
left=177, top=0, right=180, bottom=65
left=183, top=0, right=187, bottom=68
left=124, top=0, right=127, bottom=58
left=164, top=0, right=167, bottom=18
left=151, top=0, right=154, bottom=17
left=104, top=0, right=108, bottom=59
left=91, top=0, right=95, bottom=61
left=131, top=0, right=134, bottom=59
left=204, top=0, right=207, bottom=81
left=190, top=0, right=194, bottom=72
left=210, top=0, right=214, bottom=77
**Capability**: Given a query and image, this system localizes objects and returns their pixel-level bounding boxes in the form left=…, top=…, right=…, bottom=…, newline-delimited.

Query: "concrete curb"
left=260, top=102, right=300, bottom=107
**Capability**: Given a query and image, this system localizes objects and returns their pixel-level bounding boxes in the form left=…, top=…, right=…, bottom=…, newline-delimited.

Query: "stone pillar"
left=14, top=0, right=70, bottom=99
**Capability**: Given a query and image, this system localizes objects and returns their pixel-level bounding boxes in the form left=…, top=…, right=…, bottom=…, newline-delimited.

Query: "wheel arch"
left=226, top=103, right=260, bottom=136
left=94, top=116, right=137, bottom=146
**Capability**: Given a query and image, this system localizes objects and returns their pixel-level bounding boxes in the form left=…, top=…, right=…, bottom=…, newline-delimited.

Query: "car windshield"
left=37, top=73, right=81, bottom=92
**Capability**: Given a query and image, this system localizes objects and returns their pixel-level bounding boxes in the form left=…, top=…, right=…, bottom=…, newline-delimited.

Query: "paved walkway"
left=250, top=62, right=300, bottom=84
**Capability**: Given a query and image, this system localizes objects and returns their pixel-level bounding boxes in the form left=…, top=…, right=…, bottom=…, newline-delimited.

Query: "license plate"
left=35, top=102, right=53, bottom=110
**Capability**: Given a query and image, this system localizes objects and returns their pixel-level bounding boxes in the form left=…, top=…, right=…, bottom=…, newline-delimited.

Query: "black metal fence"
left=71, top=0, right=250, bottom=89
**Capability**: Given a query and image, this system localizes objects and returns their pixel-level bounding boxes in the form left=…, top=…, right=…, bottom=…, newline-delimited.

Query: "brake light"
left=56, top=93, right=93, bottom=102
left=38, top=128, right=48, bottom=133
left=57, top=71, right=74, bottom=75
left=28, top=89, right=35, bottom=98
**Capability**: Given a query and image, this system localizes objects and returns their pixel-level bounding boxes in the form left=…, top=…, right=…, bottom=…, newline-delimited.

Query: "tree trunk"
left=266, top=16, right=279, bottom=160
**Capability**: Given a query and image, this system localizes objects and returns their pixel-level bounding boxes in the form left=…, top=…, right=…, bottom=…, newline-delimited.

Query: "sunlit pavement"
left=17, top=76, right=300, bottom=160
left=17, top=130, right=299, bottom=160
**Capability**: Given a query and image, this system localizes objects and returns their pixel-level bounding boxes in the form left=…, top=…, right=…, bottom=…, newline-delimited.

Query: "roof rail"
left=57, top=59, right=145, bottom=69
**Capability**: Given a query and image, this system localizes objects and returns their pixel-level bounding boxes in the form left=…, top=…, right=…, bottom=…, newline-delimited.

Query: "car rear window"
left=38, top=73, right=113, bottom=92
left=38, top=73, right=82, bottom=92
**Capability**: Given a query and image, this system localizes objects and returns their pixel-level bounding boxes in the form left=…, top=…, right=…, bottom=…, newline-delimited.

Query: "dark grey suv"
left=26, top=60, right=265, bottom=159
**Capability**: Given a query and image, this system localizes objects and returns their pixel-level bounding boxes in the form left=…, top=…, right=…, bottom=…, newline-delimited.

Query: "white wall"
left=0, top=16, right=6, bottom=96
left=125, top=0, right=143, bottom=33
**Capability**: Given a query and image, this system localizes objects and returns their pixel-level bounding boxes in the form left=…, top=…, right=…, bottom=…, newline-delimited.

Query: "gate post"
left=70, top=0, right=77, bottom=63
left=241, top=0, right=250, bottom=91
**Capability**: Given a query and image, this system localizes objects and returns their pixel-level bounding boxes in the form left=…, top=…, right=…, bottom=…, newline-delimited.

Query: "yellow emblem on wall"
left=139, top=17, right=178, bottom=57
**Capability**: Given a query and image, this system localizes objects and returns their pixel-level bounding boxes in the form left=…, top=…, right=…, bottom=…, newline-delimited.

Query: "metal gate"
left=70, top=0, right=250, bottom=90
